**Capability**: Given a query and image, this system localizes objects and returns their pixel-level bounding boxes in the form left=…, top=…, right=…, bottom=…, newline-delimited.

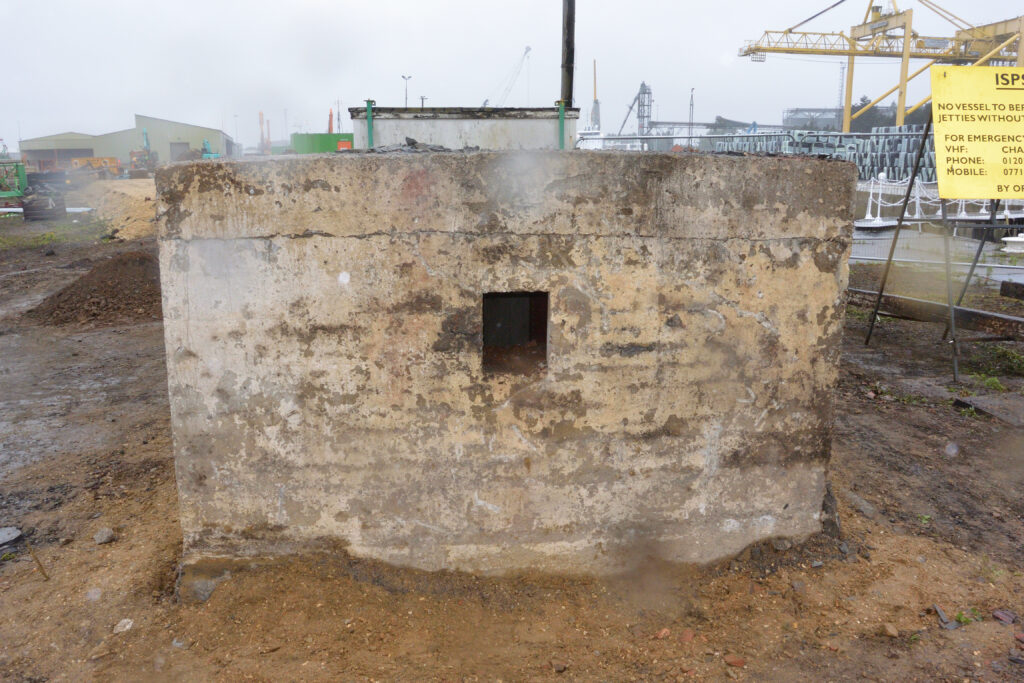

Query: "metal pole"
left=942, top=199, right=1001, bottom=339
left=561, top=100, right=566, bottom=149
left=895, top=11, right=912, bottom=126
left=688, top=88, right=694, bottom=148
left=560, top=0, right=575, bottom=105
left=420, top=96, right=427, bottom=110
left=842, top=55, right=855, bottom=132
left=865, top=112, right=932, bottom=345
left=402, top=76, right=411, bottom=108
left=365, top=100, right=375, bottom=149
left=526, top=52, right=530, bottom=105
left=941, top=200, right=959, bottom=381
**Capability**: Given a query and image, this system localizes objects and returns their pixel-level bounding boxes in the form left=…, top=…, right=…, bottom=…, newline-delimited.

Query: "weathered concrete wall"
left=349, top=107, right=579, bottom=150
left=156, top=151, right=856, bottom=575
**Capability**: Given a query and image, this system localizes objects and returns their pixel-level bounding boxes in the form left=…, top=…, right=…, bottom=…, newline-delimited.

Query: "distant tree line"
left=850, top=96, right=931, bottom=132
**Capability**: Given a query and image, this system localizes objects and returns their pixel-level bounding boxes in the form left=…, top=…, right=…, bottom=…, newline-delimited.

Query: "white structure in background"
left=856, top=174, right=1024, bottom=231
left=1003, top=236, right=1024, bottom=253
left=349, top=107, right=579, bottom=151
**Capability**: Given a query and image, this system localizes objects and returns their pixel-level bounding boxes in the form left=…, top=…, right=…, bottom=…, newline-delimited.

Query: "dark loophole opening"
left=482, top=291, right=548, bottom=375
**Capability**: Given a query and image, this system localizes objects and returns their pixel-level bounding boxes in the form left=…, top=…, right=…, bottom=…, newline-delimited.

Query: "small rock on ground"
left=0, top=527, right=22, bottom=545
left=993, top=609, right=1019, bottom=625
left=844, top=491, right=878, bottom=519
left=93, top=528, right=116, bottom=545
left=171, top=637, right=193, bottom=650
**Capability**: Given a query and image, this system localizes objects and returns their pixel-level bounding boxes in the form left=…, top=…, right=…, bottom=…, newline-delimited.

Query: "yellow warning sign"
left=932, top=66, right=1024, bottom=199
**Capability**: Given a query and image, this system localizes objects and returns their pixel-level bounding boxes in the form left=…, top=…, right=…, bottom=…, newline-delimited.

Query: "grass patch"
left=965, top=345, right=1024, bottom=378
left=972, top=373, right=1008, bottom=393
left=954, top=608, right=983, bottom=625
left=846, top=306, right=870, bottom=322
left=845, top=305, right=894, bottom=325
left=0, top=231, right=59, bottom=250
left=959, top=406, right=980, bottom=419
left=0, top=217, right=111, bottom=251
left=981, top=556, right=1006, bottom=582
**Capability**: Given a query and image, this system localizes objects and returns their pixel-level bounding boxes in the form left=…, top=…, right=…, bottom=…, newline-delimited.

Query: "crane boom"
left=491, top=46, right=532, bottom=107
left=739, top=1, right=1022, bottom=131
left=617, top=93, right=639, bottom=136
left=917, top=0, right=972, bottom=31
left=740, top=26, right=1017, bottom=60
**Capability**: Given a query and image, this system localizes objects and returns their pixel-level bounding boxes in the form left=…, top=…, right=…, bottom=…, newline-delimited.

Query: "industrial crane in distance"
left=483, top=46, right=531, bottom=108
left=739, top=1, right=1023, bottom=132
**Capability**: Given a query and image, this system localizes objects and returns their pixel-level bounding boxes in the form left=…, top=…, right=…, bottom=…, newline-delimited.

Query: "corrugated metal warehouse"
left=18, top=114, right=237, bottom=170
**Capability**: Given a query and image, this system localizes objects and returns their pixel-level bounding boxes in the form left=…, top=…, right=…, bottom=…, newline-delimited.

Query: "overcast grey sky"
left=1, top=0, right=1016, bottom=150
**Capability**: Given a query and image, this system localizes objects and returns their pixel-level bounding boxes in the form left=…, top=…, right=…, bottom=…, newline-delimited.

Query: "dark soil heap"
left=27, top=251, right=162, bottom=327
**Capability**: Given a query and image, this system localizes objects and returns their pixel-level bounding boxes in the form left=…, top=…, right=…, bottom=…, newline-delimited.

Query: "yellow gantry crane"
left=739, top=1, right=1023, bottom=132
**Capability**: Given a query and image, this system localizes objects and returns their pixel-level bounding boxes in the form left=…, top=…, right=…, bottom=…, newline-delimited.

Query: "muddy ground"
left=849, top=261, right=1024, bottom=319
left=1, top=219, right=1023, bottom=681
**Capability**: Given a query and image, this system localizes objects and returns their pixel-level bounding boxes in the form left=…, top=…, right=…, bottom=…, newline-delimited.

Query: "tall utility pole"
left=420, top=95, right=428, bottom=110
left=560, top=0, right=575, bottom=105
left=688, top=88, right=694, bottom=146
left=402, top=75, right=412, bottom=108
left=526, top=51, right=530, bottom=105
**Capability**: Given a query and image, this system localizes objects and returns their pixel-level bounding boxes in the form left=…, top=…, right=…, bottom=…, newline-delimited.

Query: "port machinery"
left=740, top=1, right=1022, bottom=132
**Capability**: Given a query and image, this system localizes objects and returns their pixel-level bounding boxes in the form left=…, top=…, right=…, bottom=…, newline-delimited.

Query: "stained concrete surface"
left=156, top=151, right=857, bottom=574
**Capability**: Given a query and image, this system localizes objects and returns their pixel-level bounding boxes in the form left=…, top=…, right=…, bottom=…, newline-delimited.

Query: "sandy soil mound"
left=26, top=251, right=162, bottom=326
left=67, top=179, right=157, bottom=240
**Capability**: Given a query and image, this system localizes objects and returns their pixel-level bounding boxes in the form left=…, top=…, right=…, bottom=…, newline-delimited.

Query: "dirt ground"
left=849, top=261, right=1024, bottom=319
left=1, top=220, right=1023, bottom=681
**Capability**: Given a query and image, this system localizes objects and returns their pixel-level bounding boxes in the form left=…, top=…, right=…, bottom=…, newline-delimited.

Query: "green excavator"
left=129, top=128, right=159, bottom=178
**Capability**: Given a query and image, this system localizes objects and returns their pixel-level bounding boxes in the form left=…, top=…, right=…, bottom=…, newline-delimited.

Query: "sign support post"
left=865, top=65, right=1024, bottom=381
left=865, top=113, right=933, bottom=347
